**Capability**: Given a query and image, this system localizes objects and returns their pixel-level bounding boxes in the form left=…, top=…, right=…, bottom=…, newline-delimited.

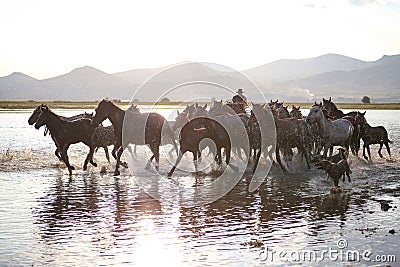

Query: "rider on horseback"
left=232, top=88, right=247, bottom=104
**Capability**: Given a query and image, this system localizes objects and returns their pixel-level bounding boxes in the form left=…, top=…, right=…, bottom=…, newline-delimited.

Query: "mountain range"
left=1, top=53, right=399, bottom=102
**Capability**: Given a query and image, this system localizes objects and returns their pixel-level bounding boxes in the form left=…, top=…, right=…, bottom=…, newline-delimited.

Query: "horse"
left=322, top=97, right=358, bottom=120
left=34, top=105, right=97, bottom=175
left=306, top=104, right=354, bottom=158
left=289, top=105, right=303, bottom=119
left=91, top=125, right=116, bottom=163
left=29, top=104, right=116, bottom=162
left=91, top=99, right=177, bottom=176
left=167, top=117, right=239, bottom=177
left=355, top=111, right=392, bottom=161
left=195, top=102, right=249, bottom=161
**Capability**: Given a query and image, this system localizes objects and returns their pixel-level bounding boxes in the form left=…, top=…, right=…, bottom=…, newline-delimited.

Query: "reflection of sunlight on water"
left=132, top=217, right=182, bottom=266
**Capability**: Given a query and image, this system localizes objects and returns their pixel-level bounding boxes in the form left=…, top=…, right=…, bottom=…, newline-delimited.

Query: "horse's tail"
left=383, top=128, right=392, bottom=143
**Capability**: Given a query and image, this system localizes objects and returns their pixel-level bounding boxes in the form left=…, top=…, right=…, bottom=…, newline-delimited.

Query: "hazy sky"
left=1, top=0, right=399, bottom=79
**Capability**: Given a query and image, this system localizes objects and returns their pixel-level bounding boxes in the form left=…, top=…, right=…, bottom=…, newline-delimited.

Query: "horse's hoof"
left=92, top=162, right=97, bottom=167
left=83, top=166, right=87, bottom=171
left=70, top=166, right=75, bottom=170
left=379, top=154, right=383, bottom=158
left=167, top=172, right=173, bottom=177
left=363, top=156, right=368, bottom=161
left=114, top=170, right=120, bottom=176
left=120, top=162, right=128, bottom=168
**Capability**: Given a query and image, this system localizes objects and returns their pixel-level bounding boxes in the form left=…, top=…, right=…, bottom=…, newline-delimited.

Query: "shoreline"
left=1, top=100, right=400, bottom=110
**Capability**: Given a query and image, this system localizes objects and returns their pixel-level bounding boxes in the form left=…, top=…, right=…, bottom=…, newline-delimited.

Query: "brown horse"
left=91, top=100, right=177, bottom=175
left=168, top=117, right=238, bottom=177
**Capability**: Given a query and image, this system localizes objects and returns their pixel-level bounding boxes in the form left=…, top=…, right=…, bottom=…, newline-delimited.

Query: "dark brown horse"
left=28, top=104, right=94, bottom=160
left=91, top=100, right=177, bottom=175
left=34, top=105, right=97, bottom=175
left=355, top=111, right=392, bottom=161
left=167, top=117, right=238, bottom=177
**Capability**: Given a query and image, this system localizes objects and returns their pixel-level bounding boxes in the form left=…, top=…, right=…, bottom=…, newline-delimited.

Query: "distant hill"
left=272, top=54, right=400, bottom=102
left=0, top=54, right=399, bottom=102
left=243, top=53, right=370, bottom=83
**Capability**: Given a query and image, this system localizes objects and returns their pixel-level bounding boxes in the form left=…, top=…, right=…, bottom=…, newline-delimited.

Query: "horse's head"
left=28, top=104, right=46, bottom=125
left=306, top=105, right=324, bottom=124
left=193, top=103, right=209, bottom=118
left=355, top=111, right=367, bottom=127
left=276, top=105, right=290, bottom=119
left=34, top=105, right=50, bottom=129
left=289, top=105, right=302, bottom=119
left=127, top=104, right=140, bottom=113
left=209, top=100, right=223, bottom=116
left=173, top=110, right=189, bottom=131
left=322, top=97, right=337, bottom=112
left=92, top=99, right=112, bottom=126
left=83, top=112, right=94, bottom=119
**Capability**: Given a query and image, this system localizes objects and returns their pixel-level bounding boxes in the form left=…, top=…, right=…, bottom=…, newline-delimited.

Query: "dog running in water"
left=316, top=147, right=351, bottom=190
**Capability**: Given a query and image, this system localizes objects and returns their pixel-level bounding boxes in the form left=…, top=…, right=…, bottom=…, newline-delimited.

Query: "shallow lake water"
left=0, top=107, right=399, bottom=266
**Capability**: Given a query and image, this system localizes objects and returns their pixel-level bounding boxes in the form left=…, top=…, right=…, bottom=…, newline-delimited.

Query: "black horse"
left=29, top=104, right=117, bottom=162
left=28, top=104, right=93, bottom=160
left=167, top=117, right=238, bottom=177
left=34, top=105, right=97, bottom=175
left=91, top=99, right=177, bottom=176
left=355, top=111, right=392, bottom=161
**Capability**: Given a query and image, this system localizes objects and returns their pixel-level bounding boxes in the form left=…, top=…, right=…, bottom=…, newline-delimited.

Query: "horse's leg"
left=226, top=146, right=238, bottom=171
left=193, top=151, right=198, bottom=173
left=83, top=145, right=96, bottom=171
left=145, top=155, right=155, bottom=169
left=363, top=144, right=368, bottom=160
left=168, top=151, right=184, bottom=177
left=104, top=146, right=110, bottom=163
left=384, top=142, right=391, bottom=157
left=111, top=145, right=118, bottom=160
left=378, top=143, right=384, bottom=158
left=216, top=146, right=222, bottom=165
left=252, top=148, right=262, bottom=174
left=366, top=145, right=372, bottom=162
left=61, top=144, right=74, bottom=175
left=114, top=146, right=124, bottom=176
left=149, top=143, right=160, bottom=172
left=275, top=146, right=287, bottom=173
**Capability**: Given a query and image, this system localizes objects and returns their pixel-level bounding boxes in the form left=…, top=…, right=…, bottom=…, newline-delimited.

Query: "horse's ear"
left=292, top=105, right=295, bottom=109
left=298, top=106, right=301, bottom=110
left=323, top=98, right=326, bottom=101
left=220, top=100, right=223, bottom=103
left=314, top=101, right=317, bottom=105
left=203, top=104, right=207, bottom=110
left=362, top=111, right=366, bottom=115
left=177, top=110, right=180, bottom=116
left=319, top=102, right=322, bottom=106
left=329, top=97, right=331, bottom=101
left=195, top=103, right=199, bottom=107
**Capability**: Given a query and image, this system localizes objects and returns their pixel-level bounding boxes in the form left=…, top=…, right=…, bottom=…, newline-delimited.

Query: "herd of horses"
left=28, top=97, right=392, bottom=189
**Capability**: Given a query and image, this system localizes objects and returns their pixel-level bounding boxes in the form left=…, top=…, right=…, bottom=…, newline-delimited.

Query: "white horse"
left=306, top=104, right=353, bottom=158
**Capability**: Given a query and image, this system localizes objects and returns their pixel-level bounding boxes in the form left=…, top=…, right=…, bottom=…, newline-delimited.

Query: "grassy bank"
left=1, top=100, right=400, bottom=110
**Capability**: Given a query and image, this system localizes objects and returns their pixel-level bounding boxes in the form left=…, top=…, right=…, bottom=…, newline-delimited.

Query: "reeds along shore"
left=1, top=100, right=400, bottom=110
